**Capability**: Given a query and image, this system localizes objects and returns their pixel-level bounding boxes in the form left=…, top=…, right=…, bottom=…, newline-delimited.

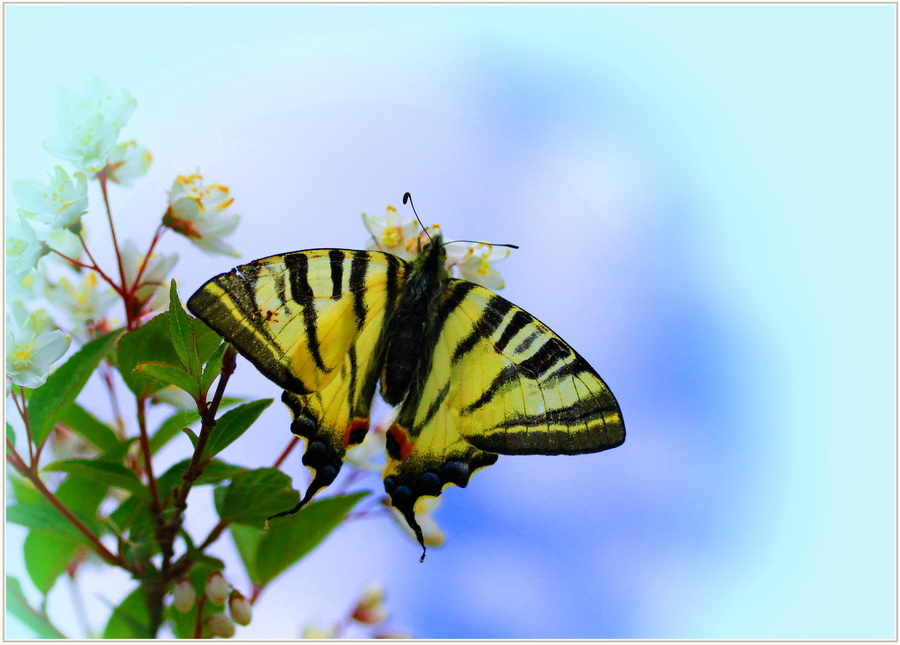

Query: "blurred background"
left=5, top=4, right=895, bottom=639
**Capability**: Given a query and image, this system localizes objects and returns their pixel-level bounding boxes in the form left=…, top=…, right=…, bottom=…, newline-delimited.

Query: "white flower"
left=48, top=272, right=118, bottom=326
left=44, top=227, right=85, bottom=264
left=455, top=243, right=511, bottom=290
left=107, top=140, right=152, bottom=186
left=7, top=264, right=49, bottom=306
left=6, top=311, right=71, bottom=389
left=163, top=174, right=240, bottom=257
left=7, top=211, right=49, bottom=283
left=12, top=166, right=88, bottom=230
left=121, top=239, right=178, bottom=314
left=362, top=206, right=420, bottom=261
left=42, top=78, right=137, bottom=173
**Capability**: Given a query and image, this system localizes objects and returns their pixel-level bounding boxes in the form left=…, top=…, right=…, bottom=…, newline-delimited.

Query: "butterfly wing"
left=187, top=249, right=405, bottom=394
left=188, top=249, right=408, bottom=510
left=383, top=279, right=624, bottom=556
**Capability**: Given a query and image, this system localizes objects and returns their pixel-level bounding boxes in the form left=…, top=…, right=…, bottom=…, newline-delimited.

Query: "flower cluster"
left=361, top=204, right=512, bottom=289
left=172, top=572, right=253, bottom=638
left=6, top=78, right=242, bottom=389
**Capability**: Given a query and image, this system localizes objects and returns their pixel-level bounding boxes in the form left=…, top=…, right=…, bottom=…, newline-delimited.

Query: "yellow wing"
left=382, top=279, right=624, bottom=558
left=188, top=249, right=408, bottom=513
left=187, top=249, right=405, bottom=395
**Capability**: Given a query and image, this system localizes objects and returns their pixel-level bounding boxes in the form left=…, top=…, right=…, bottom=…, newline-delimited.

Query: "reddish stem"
left=129, top=225, right=166, bottom=297
left=97, top=169, right=128, bottom=300
left=272, top=436, right=300, bottom=469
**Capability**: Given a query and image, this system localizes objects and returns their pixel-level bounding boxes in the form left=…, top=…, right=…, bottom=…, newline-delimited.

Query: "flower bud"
left=351, top=583, right=387, bottom=625
left=228, top=590, right=252, bottom=626
left=301, top=624, right=336, bottom=639
left=172, top=578, right=196, bottom=613
left=205, top=572, right=230, bottom=606
left=207, top=612, right=236, bottom=638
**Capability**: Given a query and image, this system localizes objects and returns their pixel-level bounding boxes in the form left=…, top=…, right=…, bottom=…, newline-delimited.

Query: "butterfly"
left=187, top=197, right=625, bottom=560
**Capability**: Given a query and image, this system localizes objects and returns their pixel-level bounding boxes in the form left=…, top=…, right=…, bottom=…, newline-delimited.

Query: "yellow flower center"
left=12, top=345, right=32, bottom=362
left=477, top=259, right=491, bottom=275
left=381, top=226, right=403, bottom=247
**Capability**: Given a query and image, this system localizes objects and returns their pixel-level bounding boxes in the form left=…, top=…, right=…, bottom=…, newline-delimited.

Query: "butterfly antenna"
left=442, top=239, right=519, bottom=250
left=403, top=192, right=433, bottom=244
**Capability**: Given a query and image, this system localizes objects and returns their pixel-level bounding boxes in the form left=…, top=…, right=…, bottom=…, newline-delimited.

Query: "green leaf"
left=116, top=313, right=220, bottom=397
left=134, top=362, right=198, bottom=398
left=229, top=523, right=263, bottom=583
left=6, top=576, right=67, bottom=639
left=204, top=399, right=273, bottom=459
left=7, top=504, right=93, bottom=540
left=26, top=329, right=124, bottom=448
left=239, top=492, right=369, bottom=586
left=201, top=342, right=227, bottom=393
left=155, top=458, right=248, bottom=502
left=24, top=532, right=81, bottom=596
left=43, top=459, right=150, bottom=503
left=7, top=475, right=43, bottom=505
left=183, top=428, right=199, bottom=449
left=55, top=403, right=119, bottom=453
left=215, top=468, right=299, bottom=526
left=7, top=422, right=15, bottom=446
left=168, top=280, right=201, bottom=379
left=103, top=585, right=152, bottom=638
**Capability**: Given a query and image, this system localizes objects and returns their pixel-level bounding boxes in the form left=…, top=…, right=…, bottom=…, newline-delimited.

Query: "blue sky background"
left=5, top=4, right=896, bottom=639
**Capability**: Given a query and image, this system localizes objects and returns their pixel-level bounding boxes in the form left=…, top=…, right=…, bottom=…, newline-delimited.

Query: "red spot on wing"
left=387, top=424, right=414, bottom=461
left=343, top=417, right=369, bottom=446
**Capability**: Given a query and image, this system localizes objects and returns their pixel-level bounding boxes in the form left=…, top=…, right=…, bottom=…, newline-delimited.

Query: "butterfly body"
left=188, top=231, right=624, bottom=558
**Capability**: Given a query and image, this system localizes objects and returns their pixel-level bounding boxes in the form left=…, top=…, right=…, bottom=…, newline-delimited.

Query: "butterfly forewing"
left=187, top=249, right=406, bottom=395
left=441, top=279, right=625, bottom=455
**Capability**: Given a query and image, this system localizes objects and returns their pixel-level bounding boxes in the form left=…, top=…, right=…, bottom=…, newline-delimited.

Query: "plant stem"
left=130, top=225, right=166, bottom=295
left=136, top=396, right=161, bottom=512
left=96, top=169, right=128, bottom=303
left=272, top=436, right=300, bottom=469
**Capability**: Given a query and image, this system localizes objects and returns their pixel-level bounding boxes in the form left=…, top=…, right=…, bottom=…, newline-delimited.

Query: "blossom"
left=228, top=591, right=252, bottom=626
left=6, top=311, right=71, bottom=389
left=205, top=572, right=230, bottom=606
left=172, top=579, right=197, bottom=613
left=163, top=174, right=240, bottom=256
left=207, top=613, right=235, bottom=639
left=7, top=264, right=50, bottom=306
left=107, top=140, right=152, bottom=186
left=42, top=79, right=136, bottom=173
left=455, top=243, right=511, bottom=290
left=44, top=227, right=85, bottom=265
left=121, top=239, right=178, bottom=315
left=12, top=166, right=88, bottom=230
left=48, top=271, right=118, bottom=326
left=362, top=206, right=421, bottom=261
left=351, top=583, right=388, bottom=625
left=7, top=211, right=50, bottom=283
